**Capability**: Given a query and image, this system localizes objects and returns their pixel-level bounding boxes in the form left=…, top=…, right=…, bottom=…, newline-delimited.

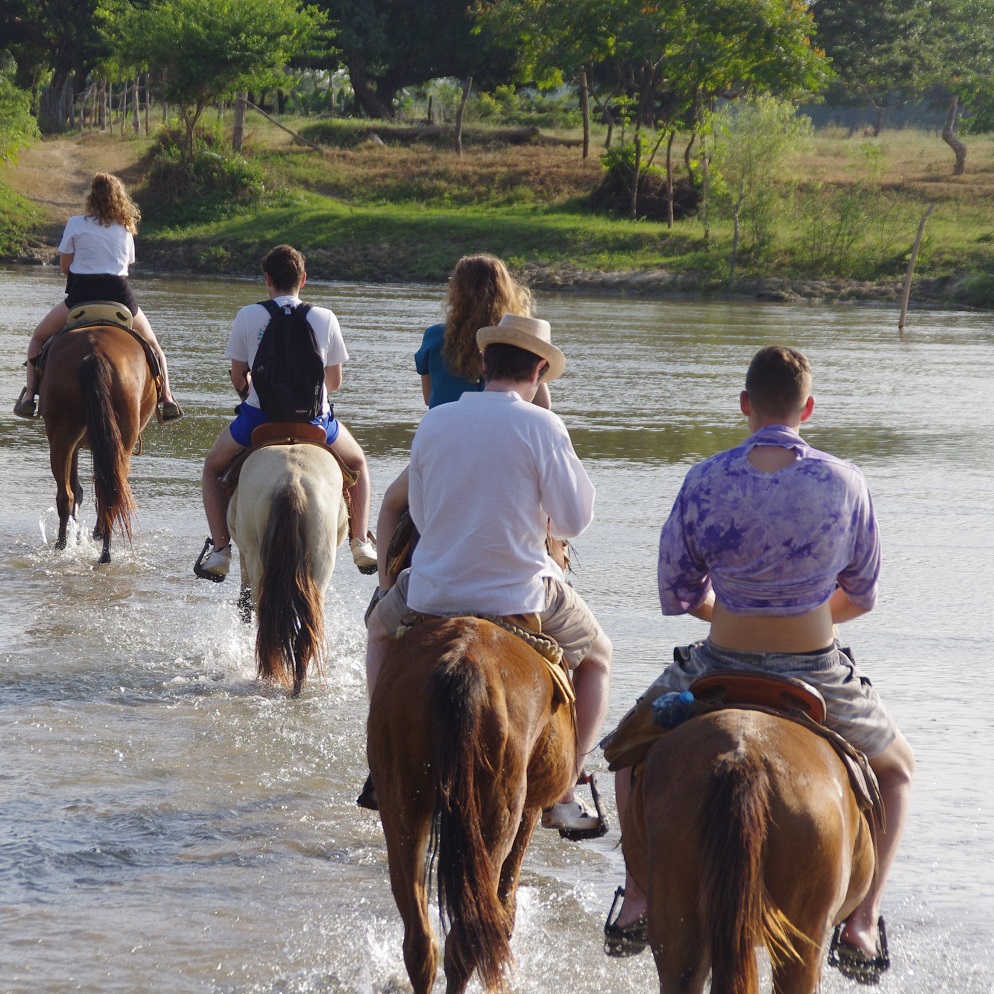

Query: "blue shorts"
left=229, top=403, right=340, bottom=448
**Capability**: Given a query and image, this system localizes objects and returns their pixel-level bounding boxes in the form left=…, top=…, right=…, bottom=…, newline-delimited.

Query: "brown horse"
left=367, top=616, right=577, bottom=994
left=622, top=710, right=876, bottom=994
left=39, top=322, right=158, bottom=563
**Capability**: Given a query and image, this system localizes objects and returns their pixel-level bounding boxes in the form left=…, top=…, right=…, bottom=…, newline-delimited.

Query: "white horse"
left=228, top=439, right=348, bottom=695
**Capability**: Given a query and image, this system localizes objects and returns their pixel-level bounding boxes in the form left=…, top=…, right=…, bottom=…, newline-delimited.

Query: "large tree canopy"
left=315, top=0, right=517, bottom=118
left=97, top=0, right=328, bottom=157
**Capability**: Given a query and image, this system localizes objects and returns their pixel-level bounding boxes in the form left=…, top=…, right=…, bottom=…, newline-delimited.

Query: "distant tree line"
left=0, top=0, right=991, bottom=173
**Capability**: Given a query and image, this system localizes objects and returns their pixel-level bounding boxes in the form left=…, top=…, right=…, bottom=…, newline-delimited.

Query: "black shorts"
left=65, top=273, right=139, bottom=316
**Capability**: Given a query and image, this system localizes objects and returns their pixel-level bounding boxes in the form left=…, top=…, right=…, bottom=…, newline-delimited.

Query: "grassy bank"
left=4, top=117, right=994, bottom=306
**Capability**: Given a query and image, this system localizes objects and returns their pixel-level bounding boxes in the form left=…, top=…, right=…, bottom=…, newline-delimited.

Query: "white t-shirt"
left=58, top=215, right=135, bottom=275
left=407, top=390, right=596, bottom=616
left=225, top=295, right=348, bottom=413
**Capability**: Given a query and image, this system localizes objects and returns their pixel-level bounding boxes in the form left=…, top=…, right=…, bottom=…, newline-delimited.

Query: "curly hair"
left=85, top=173, right=141, bottom=233
left=441, top=254, right=532, bottom=383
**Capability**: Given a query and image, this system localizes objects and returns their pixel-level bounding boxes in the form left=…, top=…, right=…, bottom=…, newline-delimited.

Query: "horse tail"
left=430, top=647, right=512, bottom=991
left=80, top=352, right=136, bottom=542
left=255, top=480, right=324, bottom=695
left=699, top=751, right=803, bottom=994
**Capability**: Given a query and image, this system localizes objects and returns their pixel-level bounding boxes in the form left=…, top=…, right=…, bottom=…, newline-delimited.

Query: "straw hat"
left=476, top=314, right=566, bottom=382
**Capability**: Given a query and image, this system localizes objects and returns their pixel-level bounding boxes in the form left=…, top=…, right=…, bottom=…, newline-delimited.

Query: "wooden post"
left=455, top=76, right=472, bottom=157
left=899, top=204, right=936, bottom=337
left=579, top=70, right=590, bottom=160
left=232, top=92, right=247, bottom=152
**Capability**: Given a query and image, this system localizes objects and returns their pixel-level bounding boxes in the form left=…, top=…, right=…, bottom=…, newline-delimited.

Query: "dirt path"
left=6, top=132, right=148, bottom=251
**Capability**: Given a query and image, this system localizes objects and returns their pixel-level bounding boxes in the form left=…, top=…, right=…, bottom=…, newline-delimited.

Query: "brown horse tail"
left=430, top=648, right=512, bottom=991
left=79, top=352, right=136, bottom=542
left=255, top=481, right=324, bottom=695
left=699, top=752, right=804, bottom=994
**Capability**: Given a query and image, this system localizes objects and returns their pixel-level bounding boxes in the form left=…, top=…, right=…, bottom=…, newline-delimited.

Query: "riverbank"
left=3, top=125, right=993, bottom=308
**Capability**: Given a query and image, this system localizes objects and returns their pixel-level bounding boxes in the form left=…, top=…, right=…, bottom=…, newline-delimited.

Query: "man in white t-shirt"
left=196, top=244, right=375, bottom=579
left=364, top=314, right=613, bottom=833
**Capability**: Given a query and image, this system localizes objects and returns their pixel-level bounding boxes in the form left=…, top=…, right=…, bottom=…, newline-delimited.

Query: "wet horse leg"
left=380, top=807, right=438, bottom=994
left=49, top=436, right=80, bottom=549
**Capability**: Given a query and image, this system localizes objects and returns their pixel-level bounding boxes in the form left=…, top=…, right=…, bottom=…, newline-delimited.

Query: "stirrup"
left=194, top=537, right=229, bottom=582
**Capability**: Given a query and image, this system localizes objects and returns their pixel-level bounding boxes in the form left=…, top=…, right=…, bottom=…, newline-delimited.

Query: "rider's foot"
left=603, top=887, right=649, bottom=957
left=161, top=400, right=184, bottom=422
left=351, top=535, right=377, bottom=575
left=13, top=388, right=37, bottom=419
left=541, top=794, right=603, bottom=834
left=194, top=539, right=231, bottom=581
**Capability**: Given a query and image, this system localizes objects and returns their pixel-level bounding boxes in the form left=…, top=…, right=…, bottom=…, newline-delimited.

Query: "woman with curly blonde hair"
left=373, top=254, right=550, bottom=592
left=15, top=172, right=182, bottom=421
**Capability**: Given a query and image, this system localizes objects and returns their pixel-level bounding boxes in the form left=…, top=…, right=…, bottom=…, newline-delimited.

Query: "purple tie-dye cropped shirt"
left=657, top=424, right=880, bottom=617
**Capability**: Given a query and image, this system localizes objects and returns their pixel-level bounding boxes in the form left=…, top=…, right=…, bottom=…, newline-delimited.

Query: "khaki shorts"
left=369, top=570, right=601, bottom=669
left=612, top=638, right=897, bottom=759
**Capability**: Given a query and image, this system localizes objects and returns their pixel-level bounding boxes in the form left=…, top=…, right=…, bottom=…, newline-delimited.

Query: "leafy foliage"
left=0, top=76, right=40, bottom=162
left=97, top=0, right=329, bottom=158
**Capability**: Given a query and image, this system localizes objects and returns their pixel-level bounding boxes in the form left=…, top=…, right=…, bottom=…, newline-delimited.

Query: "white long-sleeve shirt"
left=407, top=389, right=595, bottom=616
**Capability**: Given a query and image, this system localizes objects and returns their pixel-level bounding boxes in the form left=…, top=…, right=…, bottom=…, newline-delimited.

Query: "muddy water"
left=1, top=264, right=992, bottom=992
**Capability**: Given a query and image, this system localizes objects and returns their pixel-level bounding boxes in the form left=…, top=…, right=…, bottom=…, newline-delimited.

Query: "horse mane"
left=255, top=481, right=324, bottom=694
left=79, top=351, right=136, bottom=542
left=429, top=639, right=513, bottom=991
left=699, top=751, right=808, bottom=994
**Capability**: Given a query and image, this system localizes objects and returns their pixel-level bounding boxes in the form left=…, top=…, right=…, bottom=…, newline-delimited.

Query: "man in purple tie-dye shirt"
left=603, top=346, right=914, bottom=975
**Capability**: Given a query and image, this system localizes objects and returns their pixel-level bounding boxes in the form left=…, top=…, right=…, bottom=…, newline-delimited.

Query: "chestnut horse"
left=367, top=616, right=577, bottom=994
left=227, top=438, right=348, bottom=695
left=40, top=322, right=157, bottom=563
left=622, top=710, right=876, bottom=994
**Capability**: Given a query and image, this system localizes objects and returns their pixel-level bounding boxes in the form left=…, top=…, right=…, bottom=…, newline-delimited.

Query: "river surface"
left=1, top=264, right=992, bottom=993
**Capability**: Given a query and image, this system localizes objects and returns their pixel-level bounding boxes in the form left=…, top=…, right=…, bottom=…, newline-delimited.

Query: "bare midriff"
left=708, top=600, right=835, bottom=654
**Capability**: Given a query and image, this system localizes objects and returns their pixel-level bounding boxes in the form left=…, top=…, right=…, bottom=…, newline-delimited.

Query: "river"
left=1, top=264, right=991, bottom=993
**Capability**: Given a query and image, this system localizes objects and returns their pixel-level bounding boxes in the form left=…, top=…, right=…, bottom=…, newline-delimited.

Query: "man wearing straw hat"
left=363, top=313, right=613, bottom=834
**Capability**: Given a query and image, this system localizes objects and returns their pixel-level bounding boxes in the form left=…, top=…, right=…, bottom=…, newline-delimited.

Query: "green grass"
left=6, top=118, right=994, bottom=305
left=0, top=179, right=46, bottom=257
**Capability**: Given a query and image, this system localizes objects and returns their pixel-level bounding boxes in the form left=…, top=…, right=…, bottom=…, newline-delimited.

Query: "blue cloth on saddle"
left=229, top=402, right=339, bottom=448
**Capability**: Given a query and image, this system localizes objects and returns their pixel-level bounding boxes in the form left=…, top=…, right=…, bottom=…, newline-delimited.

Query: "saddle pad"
left=66, top=300, right=134, bottom=331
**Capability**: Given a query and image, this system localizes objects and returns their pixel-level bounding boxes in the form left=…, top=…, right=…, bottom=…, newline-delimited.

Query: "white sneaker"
left=350, top=536, right=377, bottom=575
left=541, top=795, right=603, bottom=834
left=194, top=541, right=231, bottom=582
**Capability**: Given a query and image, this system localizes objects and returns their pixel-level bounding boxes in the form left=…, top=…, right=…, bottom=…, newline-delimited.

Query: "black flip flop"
left=828, top=916, right=890, bottom=985
left=603, top=886, right=648, bottom=957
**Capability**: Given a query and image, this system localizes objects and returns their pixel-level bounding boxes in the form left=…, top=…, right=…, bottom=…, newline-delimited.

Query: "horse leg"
left=380, top=808, right=438, bottom=994
left=49, top=439, right=78, bottom=550
left=772, top=938, right=826, bottom=994
left=496, top=808, right=539, bottom=926
left=649, top=911, right=708, bottom=994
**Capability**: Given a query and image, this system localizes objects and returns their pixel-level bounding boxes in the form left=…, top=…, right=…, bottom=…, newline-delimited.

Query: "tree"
left=97, top=0, right=329, bottom=160
left=477, top=0, right=830, bottom=217
left=810, top=0, right=926, bottom=135
left=710, top=95, right=812, bottom=284
left=315, top=0, right=516, bottom=118
left=0, top=74, right=41, bottom=161
left=1, top=0, right=106, bottom=129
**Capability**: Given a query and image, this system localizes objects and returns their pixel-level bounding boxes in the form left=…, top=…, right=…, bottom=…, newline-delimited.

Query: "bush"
left=139, top=123, right=270, bottom=226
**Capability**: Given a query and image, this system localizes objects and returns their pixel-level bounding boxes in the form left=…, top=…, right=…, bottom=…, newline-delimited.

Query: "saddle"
left=33, top=300, right=162, bottom=396
left=220, top=421, right=359, bottom=499
left=603, top=667, right=881, bottom=817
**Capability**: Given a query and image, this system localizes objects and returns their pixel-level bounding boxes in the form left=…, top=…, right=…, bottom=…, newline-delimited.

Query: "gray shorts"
left=369, top=570, right=601, bottom=669
left=631, top=638, right=898, bottom=758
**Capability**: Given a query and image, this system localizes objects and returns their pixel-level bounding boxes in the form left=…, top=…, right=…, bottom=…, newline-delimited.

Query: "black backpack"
left=251, top=299, right=325, bottom=421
